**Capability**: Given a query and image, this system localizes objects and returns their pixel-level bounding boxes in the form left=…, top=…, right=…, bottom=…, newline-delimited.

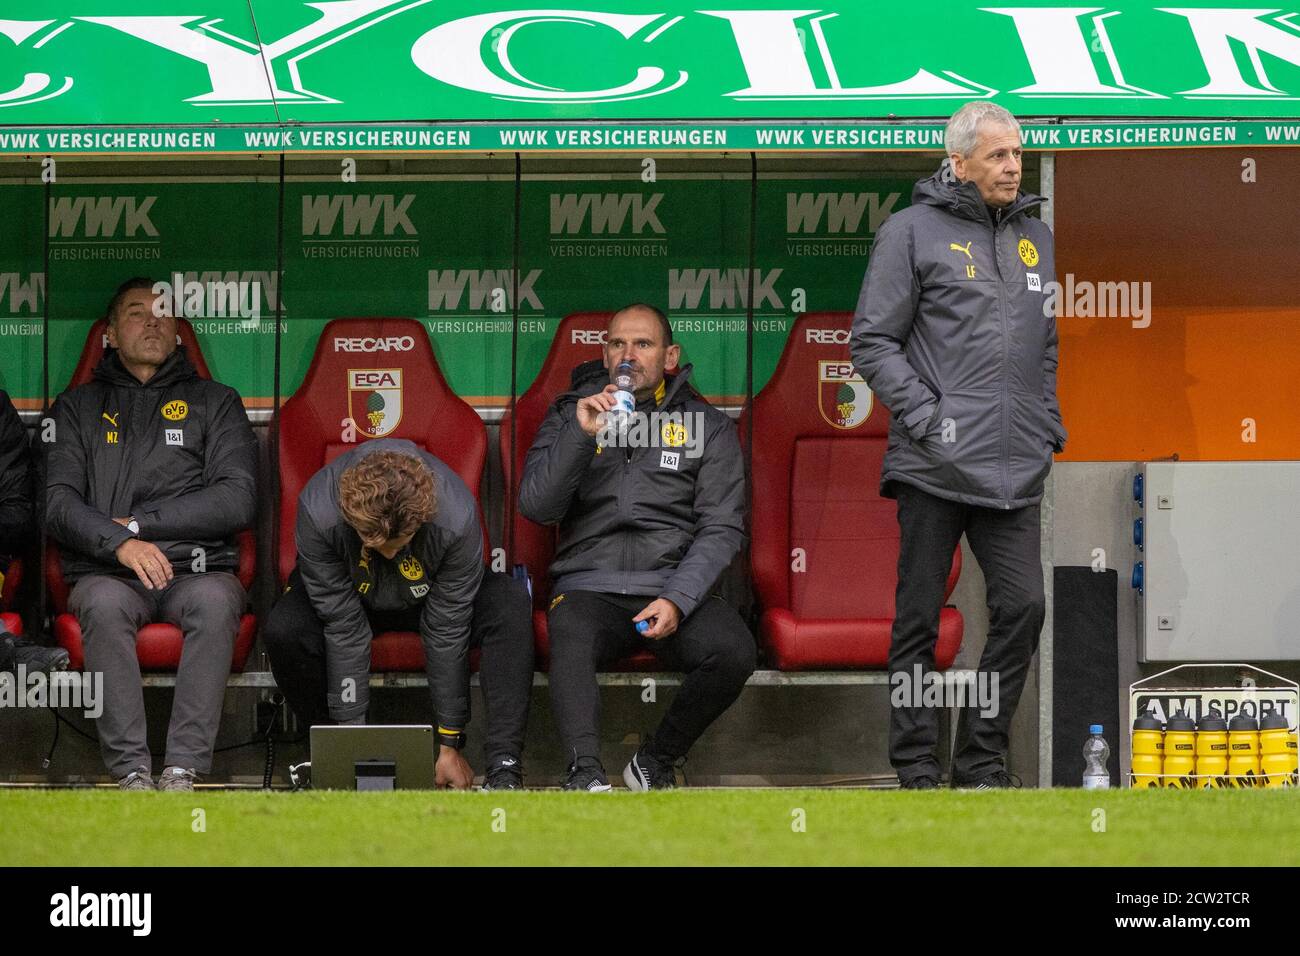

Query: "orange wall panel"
left=1054, top=148, right=1300, bottom=461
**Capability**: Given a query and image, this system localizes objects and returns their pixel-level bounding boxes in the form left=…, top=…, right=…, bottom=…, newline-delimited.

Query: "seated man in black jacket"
left=263, top=440, right=534, bottom=790
left=0, top=388, right=33, bottom=574
left=519, top=304, right=755, bottom=791
left=45, top=278, right=257, bottom=791
left=1, top=388, right=68, bottom=673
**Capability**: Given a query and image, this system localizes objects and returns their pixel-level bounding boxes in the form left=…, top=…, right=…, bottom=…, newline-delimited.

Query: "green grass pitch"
left=2, top=788, right=1296, bottom=866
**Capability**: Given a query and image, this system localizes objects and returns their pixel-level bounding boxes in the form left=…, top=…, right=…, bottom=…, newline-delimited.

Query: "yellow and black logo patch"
left=1017, top=238, right=1039, bottom=267
left=398, top=555, right=424, bottom=581
left=162, top=400, right=188, bottom=422
left=549, top=593, right=565, bottom=611
left=660, top=422, right=688, bottom=447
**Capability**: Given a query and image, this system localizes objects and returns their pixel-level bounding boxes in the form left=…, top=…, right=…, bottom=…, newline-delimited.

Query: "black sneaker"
left=562, top=758, right=612, bottom=792
left=482, top=757, right=524, bottom=791
left=898, top=774, right=941, bottom=790
left=955, top=770, right=1022, bottom=791
left=623, top=746, right=678, bottom=791
left=1, top=634, right=70, bottom=674
left=117, top=769, right=155, bottom=792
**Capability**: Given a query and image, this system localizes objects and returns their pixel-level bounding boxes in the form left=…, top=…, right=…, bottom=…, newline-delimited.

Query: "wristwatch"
left=126, top=517, right=140, bottom=535
left=437, top=727, right=466, bottom=750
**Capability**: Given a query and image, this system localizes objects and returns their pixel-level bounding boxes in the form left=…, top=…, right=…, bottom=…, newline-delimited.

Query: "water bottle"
left=1162, top=714, right=1197, bottom=788
left=607, top=361, right=636, bottom=430
left=1130, top=709, right=1164, bottom=789
left=1227, top=713, right=1262, bottom=788
left=1195, top=707, right=1229, bottom=788
left=1082, top=724, right=1111, bottom=789
left=1259, top=713, right=1297, bottom=788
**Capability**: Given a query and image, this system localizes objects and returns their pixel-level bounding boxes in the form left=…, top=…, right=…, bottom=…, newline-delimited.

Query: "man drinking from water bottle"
left=519, top=304, right=754, bottom=792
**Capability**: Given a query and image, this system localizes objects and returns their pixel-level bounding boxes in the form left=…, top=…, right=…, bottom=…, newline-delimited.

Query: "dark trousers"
left=889, top=482, right=1045, bottom=783
left=547, top=591, right=756, bottom=764
left=68, top=571, right=245, bottom=778
left=263, top=569, right=534, bottom=765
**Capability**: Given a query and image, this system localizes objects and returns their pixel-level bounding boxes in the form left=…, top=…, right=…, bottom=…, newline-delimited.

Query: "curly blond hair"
left=338, top=451, right=436, bottom=548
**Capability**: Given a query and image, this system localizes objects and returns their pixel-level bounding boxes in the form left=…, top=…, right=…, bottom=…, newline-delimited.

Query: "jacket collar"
left=93, top=345, right=197, bottom=389
left=913, top=160, right=1046, bottom=227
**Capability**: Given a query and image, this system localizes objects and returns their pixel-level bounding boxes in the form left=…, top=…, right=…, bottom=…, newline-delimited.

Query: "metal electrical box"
left=1135, top=462, right=1300, bottom=662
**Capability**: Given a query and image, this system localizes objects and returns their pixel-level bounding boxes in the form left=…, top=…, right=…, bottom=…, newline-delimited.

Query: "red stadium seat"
left=0, top=555, right=17, bottom=633
left=1, top=557, right=22, bottom=611
left=741, top=312, right=963, bottom=670
left=501, top=312, right=658, bottom=670
left=277, top=318, right=488, bottom=671
left=46, top=318, right=257, bottom=672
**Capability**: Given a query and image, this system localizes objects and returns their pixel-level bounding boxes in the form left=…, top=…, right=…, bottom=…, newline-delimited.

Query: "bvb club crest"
left=398, top=555, right=424, bottom=581
left=348, top=369, right=403, bottom=438
left=818, top=360, right=873, bottom=430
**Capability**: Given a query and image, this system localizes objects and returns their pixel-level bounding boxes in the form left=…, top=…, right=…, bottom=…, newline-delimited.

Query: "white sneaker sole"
left=623, top=760, right=649, bottom=791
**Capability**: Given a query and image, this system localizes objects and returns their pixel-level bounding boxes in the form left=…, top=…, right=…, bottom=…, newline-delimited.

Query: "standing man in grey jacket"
left=851, top=102, right=1066, bottom=790
left=519, top=304, right=754, bottom=791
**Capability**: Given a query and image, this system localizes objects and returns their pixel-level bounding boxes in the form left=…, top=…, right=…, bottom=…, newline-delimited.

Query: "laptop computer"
left=309, top=725, right=438, bottom=790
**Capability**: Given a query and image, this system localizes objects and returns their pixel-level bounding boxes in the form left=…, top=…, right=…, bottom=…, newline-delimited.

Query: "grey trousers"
left=68, top=571, right=245, bottom=778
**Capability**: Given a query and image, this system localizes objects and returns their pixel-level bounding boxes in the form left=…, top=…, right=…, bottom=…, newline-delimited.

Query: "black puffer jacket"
left=0, top=390, right=33, bottom=562
left=45, top=347, right=257, bottom=581
left=519, top=361, right=745, bottom=617
left=851, top=162, right=1066, bottom=510
left=294, top=439, right=483, bottom=726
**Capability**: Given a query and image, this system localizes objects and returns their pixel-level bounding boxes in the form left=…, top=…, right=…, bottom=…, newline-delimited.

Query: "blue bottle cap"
left=636, top=620, right=650, bottom=633
left=1090, top=724, right=1104, bottom=734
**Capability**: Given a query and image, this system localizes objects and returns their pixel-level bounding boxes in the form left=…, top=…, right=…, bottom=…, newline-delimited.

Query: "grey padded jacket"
left=518, top=360, right=745, bottom=618
left=850, top=163, right=1067, bottom=510
left=294, top=438, right=483, bottom=726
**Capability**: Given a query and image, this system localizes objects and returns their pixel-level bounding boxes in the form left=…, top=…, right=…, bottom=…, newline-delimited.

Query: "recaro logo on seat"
left=805, top=328, right=849, bottom=344
left=333, top=336, right=415, bottom=352
left=571, top=329, right=606, bottom=345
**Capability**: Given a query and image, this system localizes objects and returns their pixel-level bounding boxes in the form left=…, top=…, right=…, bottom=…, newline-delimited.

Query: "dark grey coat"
left=44, top=347, right=257, bottom=580
left=295, top=438, right=483, bottom=726
left=518, top=361, right=745, bottom=618
left=851, top=163, right=1066, bottom=510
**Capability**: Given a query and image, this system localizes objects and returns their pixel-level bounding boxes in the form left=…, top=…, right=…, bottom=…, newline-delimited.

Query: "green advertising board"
left=0, top=165, right=936, bottom=409
left=4, top=120, right=1300, bottom=156
left=2, top=2, right=1299, bottom=155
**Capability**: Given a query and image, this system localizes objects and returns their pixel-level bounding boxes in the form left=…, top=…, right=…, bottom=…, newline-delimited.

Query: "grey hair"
left=945, top=102, right=1021, bottom=158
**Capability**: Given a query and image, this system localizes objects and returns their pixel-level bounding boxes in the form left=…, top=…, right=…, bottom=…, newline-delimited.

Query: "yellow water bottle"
left=1259, top=713, right=1297, bottom=788
left=1195, top=708, right=1229, bottom=789
left=1227, top=713, right=1262, bottom=788
left=1130, top=709, right=1164, bottom=789
left=1162, top=714, right=1196, bottom=789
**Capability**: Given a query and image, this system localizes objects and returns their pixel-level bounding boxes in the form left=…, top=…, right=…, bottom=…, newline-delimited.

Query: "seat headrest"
left=751, top=312, right=889, bottom=438
left=69, top=318, right=211, bottom=388
left=294, top=318, right=456, bottom=441
left=518, top=312, right=613, bottom=409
